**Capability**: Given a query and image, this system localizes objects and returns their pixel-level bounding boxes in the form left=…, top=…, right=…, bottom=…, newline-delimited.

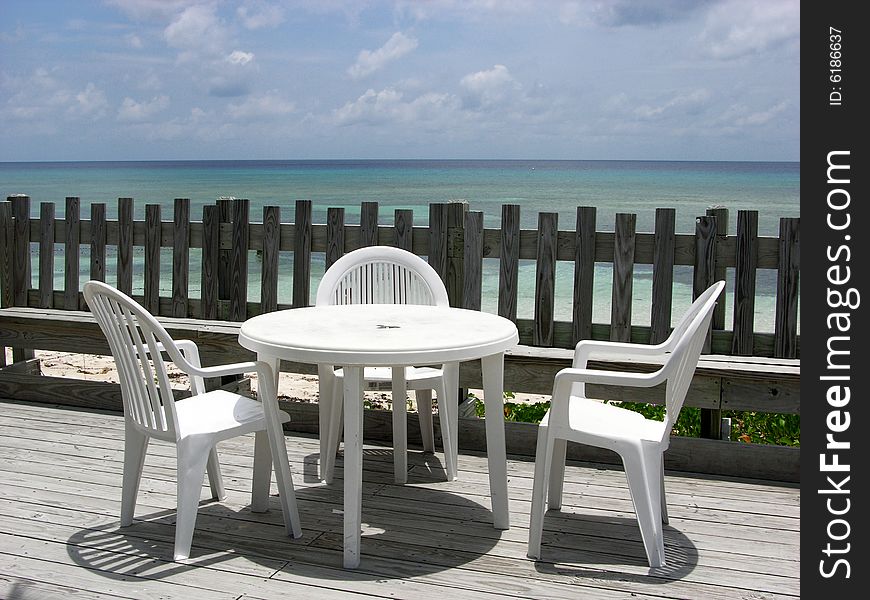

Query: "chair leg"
left=415, top=389, right=435, bottom=453
left=173, top=437, right=212, bottom=561
left=527, top=424, right=555, bottom=560
left=121, top=422, right=149, bottom=527
left=391, top=368, right=408, bottom=484
left=622, top=446, right=666, bottom=568
left=206, top=447, right=225, bottom=501
left=251, top=430, right=272, bottom=512
left=547, top=438, right=568, bottom=511
left=660, top=459, right=669, bottom=525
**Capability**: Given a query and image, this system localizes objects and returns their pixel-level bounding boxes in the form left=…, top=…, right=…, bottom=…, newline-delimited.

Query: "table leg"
left=343, top=366, right=364, bottom=568
left=391, top=367, right=408, bottom=483
left=441, top=361, right=460, bottom=480
left=258, top=356, right=301, bottom=538
left=481, top=353, right=510, bottom=530
left=317, top=364, right=337, bottom=482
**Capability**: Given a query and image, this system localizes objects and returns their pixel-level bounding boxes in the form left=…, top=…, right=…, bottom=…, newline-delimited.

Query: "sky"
left=0, top=0, right=800, bottom=162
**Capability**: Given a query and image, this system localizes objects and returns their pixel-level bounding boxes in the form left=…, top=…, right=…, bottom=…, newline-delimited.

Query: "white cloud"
left=633, top=89, right=711, bottom=120
left=66, top=83, right=109, bottom=119
left=348, top=32, right=418, bottom=80
left=333, top=87, right=460, bottom=126
left=118, top=95, right=170, bottom=121
left=227, top=50, right=255, bottom=66
left=699, top=0, right=799, bottom=59
left=237, top=1, right=285, bottom=29
left=734, top=101, right=789, bottom=126
left=226, top=93, right=295, bottom=119
left=125, top=33, right=144, bottom=49
left=164, top=4, right=230, bottom=61
left=105, top=0, right=197, bottom=22
left=460, top=64, right=515, bottom=94
left=460, top=64, right=519, bottom=107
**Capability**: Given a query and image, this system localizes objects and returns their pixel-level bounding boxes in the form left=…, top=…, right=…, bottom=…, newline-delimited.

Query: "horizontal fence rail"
left=0, top=196, right=800, bottom=359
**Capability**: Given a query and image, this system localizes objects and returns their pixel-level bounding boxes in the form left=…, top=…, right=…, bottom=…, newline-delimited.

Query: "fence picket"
left=326, top=207, right=345, bottom=268
left=774, top=217, right=800, bottom=359
left=39, top=202, right=55, bottom=309
left=650, top=208, right=676, bottom=344
left=732, top=210, right=759, bottom=355
left=172, top=199, right=190, bottom=318
left=229, top=199, right=249, bottom=321
left=610, top=213, right=636, bottom=342
left=144, top=204, right=161, bottom=314
left=201, top=204, right=219, bottom=320
left=261, top=205, right=281, bottom=313
left=498, top=204, right=520, bottom=323
left=533, top=212, right=558, bottom=346
left=64, top=197, right=81, bottom=309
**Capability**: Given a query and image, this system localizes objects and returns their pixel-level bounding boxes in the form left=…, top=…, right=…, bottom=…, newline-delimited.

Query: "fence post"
left=0, top=202, right=15, bottom=311
left=445, top=201, right=468, bottom=308
left=10, top=196, right=34, bottom=362
left=0, top=202, right=12, bottom=367
left=695, top=213, right=720, bottom=440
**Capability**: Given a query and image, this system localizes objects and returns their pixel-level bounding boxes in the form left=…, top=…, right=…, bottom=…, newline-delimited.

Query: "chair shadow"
left=531, top=510, right=699, bottom=582
left=66, top=449, right=501, bottom=582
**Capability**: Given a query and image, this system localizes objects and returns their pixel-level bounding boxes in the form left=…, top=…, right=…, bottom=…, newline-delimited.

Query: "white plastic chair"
left=315, top=246, right=457, bottom=483
left=83, top=280, right=302, bottom=561
left=527, top=281, right=725, bottom=568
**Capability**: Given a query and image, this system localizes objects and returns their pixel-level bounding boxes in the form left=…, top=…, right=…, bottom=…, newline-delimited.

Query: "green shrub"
left=470, top=394, right=799, bottom=447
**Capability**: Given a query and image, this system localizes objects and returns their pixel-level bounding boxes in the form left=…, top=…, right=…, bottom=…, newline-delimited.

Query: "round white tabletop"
left=239, top=304, right=519, bottom=365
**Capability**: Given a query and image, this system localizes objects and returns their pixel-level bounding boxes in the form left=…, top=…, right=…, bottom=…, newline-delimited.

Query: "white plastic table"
left=238, top=304, right=519, bottom=568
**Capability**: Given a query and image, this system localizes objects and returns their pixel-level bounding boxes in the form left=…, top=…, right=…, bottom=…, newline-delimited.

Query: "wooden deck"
left=0, top=399, right=799, bottom=600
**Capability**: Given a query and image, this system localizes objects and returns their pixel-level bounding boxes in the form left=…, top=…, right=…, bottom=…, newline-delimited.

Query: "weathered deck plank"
left=0, top=400, right=799, bottom=600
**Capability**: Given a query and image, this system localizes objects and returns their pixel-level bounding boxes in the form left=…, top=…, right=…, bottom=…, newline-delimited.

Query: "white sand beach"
left=23, top=350, right=550, bottom=410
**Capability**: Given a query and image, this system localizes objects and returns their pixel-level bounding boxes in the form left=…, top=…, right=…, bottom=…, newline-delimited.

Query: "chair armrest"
left=572, top=339, right=670, bottom=368
left=186, top=360, right=261, bottom=380
left=554, top=366, right=665, bottom=390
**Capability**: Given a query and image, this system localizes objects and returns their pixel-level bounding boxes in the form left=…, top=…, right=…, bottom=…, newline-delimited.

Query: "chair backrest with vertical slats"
left=84, top=280, right=183, bottom=440
left=660, top=280, right=725, bottom=440
left=315, top=246, right=449, bottom=308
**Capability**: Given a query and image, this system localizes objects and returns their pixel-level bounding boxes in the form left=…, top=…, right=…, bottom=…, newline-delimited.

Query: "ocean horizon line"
left=0, top=158, right=800, bottom=167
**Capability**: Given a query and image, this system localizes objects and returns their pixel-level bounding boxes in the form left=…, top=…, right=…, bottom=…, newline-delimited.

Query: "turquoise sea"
left=0, top=160, right=799, bottom=331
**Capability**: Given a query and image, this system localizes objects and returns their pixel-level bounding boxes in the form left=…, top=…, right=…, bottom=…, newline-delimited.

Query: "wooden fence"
left=0, top=195, right=801, bottom=480
left=0, top=196, right=800, bottom=357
